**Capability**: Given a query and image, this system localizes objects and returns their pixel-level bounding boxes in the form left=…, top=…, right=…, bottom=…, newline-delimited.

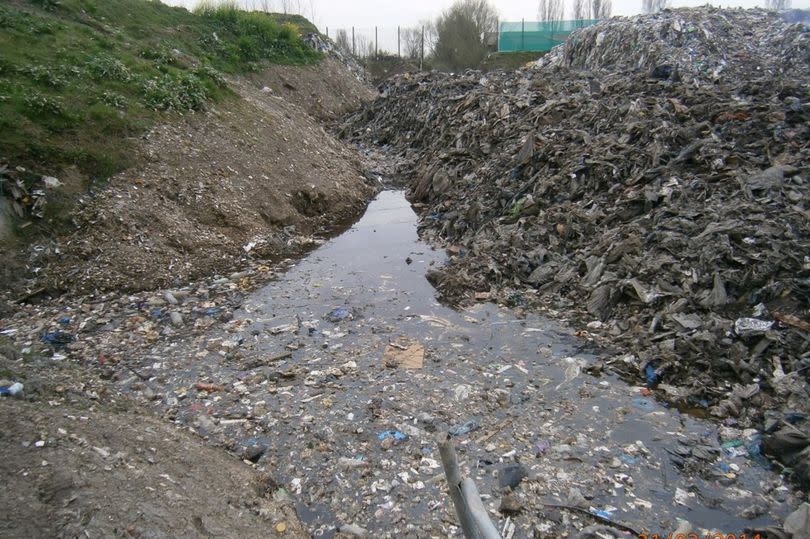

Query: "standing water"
left=124, top=191, right=791, bottom=538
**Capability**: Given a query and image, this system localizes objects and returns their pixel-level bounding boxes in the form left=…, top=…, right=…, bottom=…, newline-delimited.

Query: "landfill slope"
left=342, top=6, right=810, bottom=474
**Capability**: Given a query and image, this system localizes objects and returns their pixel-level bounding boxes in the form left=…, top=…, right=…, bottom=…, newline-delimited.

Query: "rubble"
left=342, top=6, right=809, bottom=481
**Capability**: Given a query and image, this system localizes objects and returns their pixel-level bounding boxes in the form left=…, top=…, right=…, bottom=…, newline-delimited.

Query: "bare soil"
left=3, top=57, right=376, bottom=298
left=0, top=399, right=306, bottom=539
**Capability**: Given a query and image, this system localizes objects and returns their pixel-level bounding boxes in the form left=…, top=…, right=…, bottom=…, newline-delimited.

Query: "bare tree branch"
left=433, top=0, right=499, bottom=70
left=642, top=0, right=670, bottom=13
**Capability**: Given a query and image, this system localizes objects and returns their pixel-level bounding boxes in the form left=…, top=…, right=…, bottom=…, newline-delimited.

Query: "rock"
left=498, top=463, right=528, bottom=490
left=498, top=492, right=523, bottom=514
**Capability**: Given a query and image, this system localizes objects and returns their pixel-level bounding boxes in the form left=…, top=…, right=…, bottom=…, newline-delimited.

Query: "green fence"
left=498, top=20, right=599, bottom=52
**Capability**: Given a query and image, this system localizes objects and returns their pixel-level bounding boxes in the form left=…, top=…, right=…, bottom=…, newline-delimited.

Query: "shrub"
left=140, top=72, right=208, bottom=111
left=86, top=54, right=132, bottom=81
left=24, top=92, right=65, bottom=116
left=140, top=46, right=176, bottom=67
left=97, top=90, right=127, bottom=108
left=191, top=64, right=227, bottom=87
left=18, top=65, right=68, bottom=88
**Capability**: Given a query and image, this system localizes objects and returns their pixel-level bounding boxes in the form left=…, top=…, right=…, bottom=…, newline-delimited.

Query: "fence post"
left=326, top=27, right=328, bottom=38
left=521, top=18, right=525, bottom=52
left=352, top=26, right=355, bottom=57
left=398, top=26, right=401, bottom=57
left=420, top=26, right=424, bottom=70
left=375, top=26, right=378, bottom=59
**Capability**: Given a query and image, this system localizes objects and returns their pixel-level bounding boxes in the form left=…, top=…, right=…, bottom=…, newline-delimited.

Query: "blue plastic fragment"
left=58, top=316, right=71, bottom=326
left=378, top=430, right=407, bottom=442
left=618, top=454, right=638, bottom=465
left=719, top=462, right=732, bottom=473
left=632, top=397, right=655, bottom=412
left=590, top=508, right=613, bottom=520
left=204, top=307, right=223, bottom=316
left=150, top=308, right=163, bottom=319
left=327, top=307, right=350, bottom=322
left=448, top=418, right=480, bottom=437
left=40, top=331, right=74, bottom=349
left=644, top=363, right=658, bottom=386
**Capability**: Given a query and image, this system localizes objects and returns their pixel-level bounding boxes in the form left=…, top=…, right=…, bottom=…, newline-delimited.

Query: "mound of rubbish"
left=539, top=7, right=809, bottom=81
left=342, top=6, right=810, bottom=471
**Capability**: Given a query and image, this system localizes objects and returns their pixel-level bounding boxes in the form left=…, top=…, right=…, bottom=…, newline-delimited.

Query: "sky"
left=163, top=0, right=809, bottom=52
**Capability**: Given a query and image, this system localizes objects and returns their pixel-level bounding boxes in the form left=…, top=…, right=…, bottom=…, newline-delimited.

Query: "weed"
left=24, top=92, right=66, bottom=117
left=86, top=54, right=132, bottom=81
left=97, top=90, right=127, bottom=108
left=139, top=46, right=177, bottom=67
left=141, top=72, right=208, bottom=111
left=192, top=64, right=227, bottom=87
left=18, top=65, right=69, bottom=88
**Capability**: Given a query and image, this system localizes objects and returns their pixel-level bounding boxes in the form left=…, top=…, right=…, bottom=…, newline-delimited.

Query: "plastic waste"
left=0, top=382, right=23, bottom=397
left=377, top=430, right=407, bottom=442
left=40, top=331, right=74, bottom=349
left=734, top=317, right=773, bottom=337
left=327, top=307, right=350, bottom=322
left=644, top=362, right=658, bottom=386
left=589, top=507, right=613, bottom=520
left=631, top=398, right=655, bottom=412
left=448, top=418, right=480, bottom=437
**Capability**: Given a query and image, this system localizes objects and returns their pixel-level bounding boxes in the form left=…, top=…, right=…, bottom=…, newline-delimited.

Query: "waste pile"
left=304, top=32, right=369, bottom=84
left=342, top=7, right=810, bottom=480
left=538, top=7, right=810, bottom=82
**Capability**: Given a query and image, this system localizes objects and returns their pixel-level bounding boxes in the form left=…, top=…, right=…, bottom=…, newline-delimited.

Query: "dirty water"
left=119, top=191, right=792, bottom=538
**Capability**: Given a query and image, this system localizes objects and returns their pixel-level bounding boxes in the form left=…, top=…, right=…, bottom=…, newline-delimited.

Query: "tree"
left=642, top=0, right=670, bottom=13
left=334, top=28, right=352, bottom=56
left=589, top=0, right=612, bottom=19
left=538, top=0, right=565, bottom=30
left=572, top=0, right=586, bottom=21
left=765, top=0, right=791, bottom=9
left=433, top=0, right=499, bottom=70
left=402, top=27, right=422, bottom=59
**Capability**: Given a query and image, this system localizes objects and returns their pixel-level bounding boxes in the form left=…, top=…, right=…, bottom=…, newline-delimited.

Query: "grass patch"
left=0, top=0, right=321, bottom=196
left=478, top=51, right=547, bottom=71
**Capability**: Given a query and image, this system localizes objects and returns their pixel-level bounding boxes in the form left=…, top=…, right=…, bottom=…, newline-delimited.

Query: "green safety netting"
left=498, top=20, right=599, bottom=52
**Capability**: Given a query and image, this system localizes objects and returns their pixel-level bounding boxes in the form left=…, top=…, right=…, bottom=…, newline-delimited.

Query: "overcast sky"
left=163, top=0, right=809, bottom=52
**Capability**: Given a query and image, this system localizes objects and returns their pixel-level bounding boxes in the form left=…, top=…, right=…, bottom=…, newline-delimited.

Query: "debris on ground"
left=0, top=185, right=803, bottom=538
left=342, top=7, right=810, bottom=480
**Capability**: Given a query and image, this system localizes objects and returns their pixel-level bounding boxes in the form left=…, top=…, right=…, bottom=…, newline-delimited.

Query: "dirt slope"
left=8, top=58, right=376, bottom=297
left=0, top=399, right=306, bottom=539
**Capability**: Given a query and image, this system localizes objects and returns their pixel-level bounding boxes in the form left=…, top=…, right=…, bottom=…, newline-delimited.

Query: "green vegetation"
left=0, top=0, right=320, bottom=186
left=478, top=52, right=546, bottom=71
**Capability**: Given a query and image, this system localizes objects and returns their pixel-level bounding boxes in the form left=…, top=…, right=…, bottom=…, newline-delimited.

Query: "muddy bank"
left=341, top=7, right=810, bottom=480
left=2, top=57, right=377, bottom=299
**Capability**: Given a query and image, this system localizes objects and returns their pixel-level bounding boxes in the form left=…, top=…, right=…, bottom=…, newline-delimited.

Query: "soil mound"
left=8, top=58, right=376, bottom=297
